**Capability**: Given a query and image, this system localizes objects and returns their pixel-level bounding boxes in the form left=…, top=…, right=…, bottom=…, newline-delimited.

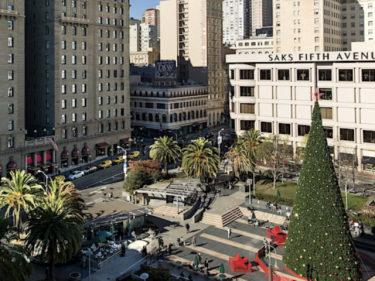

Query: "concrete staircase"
left=240, top=207, right=286, bottom=225
left=201, top=207, right=243, bottom=228
left=153, top=205, right=186, bottom=219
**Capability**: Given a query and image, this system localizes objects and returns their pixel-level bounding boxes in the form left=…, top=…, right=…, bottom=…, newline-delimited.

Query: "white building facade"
left=227, top=49, right=375, bottom=172
left=223, top=0, right=251, bottom=46
left=233, top=37, right=274, bottom=55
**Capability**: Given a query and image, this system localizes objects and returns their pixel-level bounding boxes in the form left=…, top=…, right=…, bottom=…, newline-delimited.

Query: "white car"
left=83, top=166, right=97, bottom=175
left=68, top=171, right=85, bottom=180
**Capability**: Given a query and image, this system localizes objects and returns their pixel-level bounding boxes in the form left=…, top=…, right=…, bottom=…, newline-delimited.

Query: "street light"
left=117, top=146, right=128, bottom=178
left=86, top=248, right=93, bottom=281
left=37, top=170, right=49, bottom=193
left=169, top=130, right=178, bottom=141
left=44, top=128, right=47, bottom=136
left=218, top=128, right=224, bottom=157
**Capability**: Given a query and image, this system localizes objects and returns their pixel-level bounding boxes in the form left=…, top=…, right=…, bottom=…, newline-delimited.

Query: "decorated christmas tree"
left=283, top=99, right=362, bottom=281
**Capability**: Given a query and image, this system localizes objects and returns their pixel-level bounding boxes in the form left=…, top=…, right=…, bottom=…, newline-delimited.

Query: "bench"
left=266, top=226, right=287, bottom=246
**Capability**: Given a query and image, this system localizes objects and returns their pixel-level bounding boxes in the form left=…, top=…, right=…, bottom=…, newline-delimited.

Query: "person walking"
left=168, top=243, right=173, bottom=255
left=198, top=253, right=202, bottom=264
left=192, top=236, right=196, bottom=247
left=227, top=228, right=232, bottom=239
left=204, top=258, right=209, bottom=277
left=185, top=223, right=190, bottom=234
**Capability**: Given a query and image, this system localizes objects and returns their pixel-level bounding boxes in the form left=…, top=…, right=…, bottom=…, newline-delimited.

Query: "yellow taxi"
left=113, top=156, right=125, bottom=164
left=99, top=160, right=112, bottom=169
left=127, top=151, right=140, bottom=160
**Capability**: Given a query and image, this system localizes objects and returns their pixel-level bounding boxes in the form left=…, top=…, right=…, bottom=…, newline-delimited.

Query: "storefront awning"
left=362, top=157, right=375, bottom=165
left=120, top=138, right=130, bottom=143
left=96, top=142, right=109, bottom=148
left=27, top=157, right=33, bottom=165
left=7, top=161, right=17, bottom=170
left=27, top=167, right=39, bottom=171
left=36, top=155, right=42, bottom=163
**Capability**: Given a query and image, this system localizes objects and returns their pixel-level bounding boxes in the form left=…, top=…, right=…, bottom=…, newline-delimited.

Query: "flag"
left=48, top=138, right=59, bottom=151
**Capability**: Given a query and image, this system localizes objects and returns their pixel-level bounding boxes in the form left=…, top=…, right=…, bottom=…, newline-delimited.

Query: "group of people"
left=188, top=253, right=210, bottom=277
left=350, top=220, right=365, bottom=237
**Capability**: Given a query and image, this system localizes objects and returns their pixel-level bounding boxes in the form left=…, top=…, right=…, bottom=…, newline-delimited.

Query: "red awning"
left=121, top=138, right=130, bottom=143
left=0, top=165, right=3, bottom=173
left=46, top=153, right=52, bottom=161
left=61, top=151, right=70, bottom=158
left=7, top=161, right=17, bottom=170
left=82, top=147, right=90, bottom=154
left=96, top=142, right=109, bottom=148
left=72, top=148, right=80, bottom=157
left=27, top=157, right=33, bottom=165
left=36, top=155, right=42, bottom=163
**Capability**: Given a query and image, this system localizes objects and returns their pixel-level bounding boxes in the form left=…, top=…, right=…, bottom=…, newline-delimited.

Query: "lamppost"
left=43, top=128, right=47, bottom=136
left=89, top=155, right=92, bottom=166
left=169, top=130, right=178, bottom=141
left=86, top=248, right=93, bottom=281
left=37, top=170, right=49, bottom=193
left=117, top=146, right=127, bottom=178
left=218, top=128, right=224, bottom=157
left=353, top=145, right=357, bottom=192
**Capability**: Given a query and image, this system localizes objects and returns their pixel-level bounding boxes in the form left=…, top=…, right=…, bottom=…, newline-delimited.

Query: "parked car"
left=113, top=156, right=125, bottom=164
left=83, top=166, right=97, bottom=175
left=205, top=132, right=214, bottom=139
left=99, top=160, right=112, bottom=169
left=128, top=151, right=140, bottom=160
left=68, top=171, right=85, bottom=180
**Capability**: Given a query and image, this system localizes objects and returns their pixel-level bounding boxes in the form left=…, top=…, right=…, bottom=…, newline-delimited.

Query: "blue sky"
left=130, top=0, right=160, bottom=19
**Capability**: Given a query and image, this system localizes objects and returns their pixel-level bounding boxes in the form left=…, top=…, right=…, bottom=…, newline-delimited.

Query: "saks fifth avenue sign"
left=268, top=52, right=375, bottom=62
left=226, top=51, right=375, bottom=63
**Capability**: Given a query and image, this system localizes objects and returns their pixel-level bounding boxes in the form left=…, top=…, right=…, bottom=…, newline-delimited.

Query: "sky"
left=130, top=0, right=160, bottom=20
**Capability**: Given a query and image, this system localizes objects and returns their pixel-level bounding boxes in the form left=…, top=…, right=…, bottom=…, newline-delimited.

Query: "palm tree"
left=150, top=136, right=182, bottom=174
left=46, top=178, right=83, bottom=209
left=0, top=217, right=33, bottom=281
left=225, top=142, right=251, bottom=179
left=0, top=170, right=43, bottom=231
left=26, top=196, right=84, bottom=281
left=239, top=129, right=265, bottom=169
left=182, top=138, right=220, bottom=178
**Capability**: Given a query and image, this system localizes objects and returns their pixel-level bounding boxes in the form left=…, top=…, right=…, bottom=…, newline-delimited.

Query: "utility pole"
left=352, top=145, right=357, bottom=192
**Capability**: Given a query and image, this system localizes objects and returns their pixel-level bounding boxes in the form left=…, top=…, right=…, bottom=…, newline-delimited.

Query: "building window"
left=340, top=128, right=355, bottom=141
left=260, top=70, right=271, bottom=80
left=278, top=69, right=290, bottom=81
left=62, top=100, right=66, bottom=109
left=240, top=104, right=255, bottom=114
left=82, top=84, right=87, bottom=93
left=45, top=12, right=49, bottom=20
left=364, top=130, right=375, bottom=143
left=298, top=125, right=310, bottom=136
left=61, top=55, right=66, bottom=64
left=240, top=70, right=254, bottom=80
left=8, top=54, right=13, bottom=64
left=8, top=104, right=14, bottom=114
left=279, top=123, right=291, bottom=135
left=146, top=103, right=154, bottom=109
left=99, top=110, right=103, bottom=119
left=324, top=127, right=333, bottom=139
left=240, top=120, right=255, bottom=130
left=318, top=69, right=332, bottom=81
left=8, top=71, right=13, bottom=80
left=240, top=87, right=255, bottom=97
left=362, top=69, right=375, bottom=82
left=72, top=41, right=77, bottom=50
left=8, top=120, right=13, bottom=131
left=61, top=114, right=66, bottom=124
left=61, top=85, right=66, bottom=94
left=72, top=113, right=77, bottom=122
left=62, top=129, right=67, bottom=139
left=62, top=41, right=66, bottom=49
left=321, top=108, right=333, bottom=119
left=8, top=20, right=13, bottom=30
left=7, top=136, right=14, bottom=148
left=319, top=88, right=332, bottom=100
left=261, top=122, right=272, bottom=133
left=297, top=69, right=310, bottom=81
left=8, top=87, right=14, bottom=97
left=338, top=69, right=353, bottom=81
left=8, top=37, right=13, bottom=47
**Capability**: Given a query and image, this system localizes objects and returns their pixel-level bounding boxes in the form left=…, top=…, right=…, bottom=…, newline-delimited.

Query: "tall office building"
left=0, top=0, right=26, bottom=176
left=24, top=0, right=131, bottom=173
left=251, top=0, right=273, bottom=36
left=223, top=0, right=251, bottom=46
left=160, top=0, right=226, bottom=126
left=142, top=8, right=160, bottom=38
left=129, top=19, right=159, bottom=65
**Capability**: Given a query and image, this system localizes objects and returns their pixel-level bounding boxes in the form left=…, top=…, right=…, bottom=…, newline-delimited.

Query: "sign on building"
left=155, top=61, right=177, bottom=79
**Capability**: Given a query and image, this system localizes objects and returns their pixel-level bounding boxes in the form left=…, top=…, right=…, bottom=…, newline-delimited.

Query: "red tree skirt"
left=283, top=263, right=307, bottom=281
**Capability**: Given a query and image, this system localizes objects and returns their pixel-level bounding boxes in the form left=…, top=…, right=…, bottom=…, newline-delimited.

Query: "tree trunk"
left=165, top=161, right=168, bottom=174
left=273, top=172, right=276, bottom=189
left=49, top=257, right=55, bottom=281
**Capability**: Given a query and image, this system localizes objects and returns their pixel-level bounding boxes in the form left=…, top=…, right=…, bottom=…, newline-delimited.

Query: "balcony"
left=0, top=9, right=19, bottom=16
left=61, top=16, right=90, bottom=24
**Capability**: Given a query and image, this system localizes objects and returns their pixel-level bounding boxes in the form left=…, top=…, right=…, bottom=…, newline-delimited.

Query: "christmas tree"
left=283, top=100, right=362, bottom=281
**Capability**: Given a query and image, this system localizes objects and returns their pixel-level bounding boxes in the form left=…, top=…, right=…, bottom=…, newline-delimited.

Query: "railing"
left=25, top=136, right=56, bottom=147
left=116, top=253, right=155, bottom=281
left=61, top=16, right=90, bottom=23
left=0, top=9, right=19, bottom=15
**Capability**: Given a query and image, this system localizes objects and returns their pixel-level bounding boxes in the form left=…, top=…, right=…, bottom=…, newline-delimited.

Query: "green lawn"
left=254, top=179, right=368, bottom=211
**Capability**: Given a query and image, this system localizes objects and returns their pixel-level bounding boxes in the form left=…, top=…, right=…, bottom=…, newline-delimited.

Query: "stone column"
left=33, top=153, right=37, bottom=168
left=43, top=151, right=47, bottom=165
